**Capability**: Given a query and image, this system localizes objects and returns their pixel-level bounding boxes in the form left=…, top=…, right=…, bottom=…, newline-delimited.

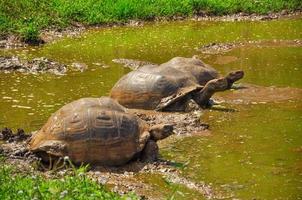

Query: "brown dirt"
left=130, top=107, right=210, bottom=136
left=192, top=10, right=302, bottom=22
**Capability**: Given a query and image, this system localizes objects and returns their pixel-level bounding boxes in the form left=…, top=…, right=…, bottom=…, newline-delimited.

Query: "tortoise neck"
left=192, top=87, right=215, bottom=108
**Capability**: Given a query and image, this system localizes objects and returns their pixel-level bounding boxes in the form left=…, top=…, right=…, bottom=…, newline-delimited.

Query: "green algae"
left=161, top=102, right=302, bottom=199
left=1, top=17, right=301, bottom=130
left=135, top=173, right=206, bottom=200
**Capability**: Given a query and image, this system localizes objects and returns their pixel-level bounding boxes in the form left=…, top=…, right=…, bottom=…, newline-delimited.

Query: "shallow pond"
left=161, top=102, right=302, bottom=199
left=1, top=17, right=302, bottom=199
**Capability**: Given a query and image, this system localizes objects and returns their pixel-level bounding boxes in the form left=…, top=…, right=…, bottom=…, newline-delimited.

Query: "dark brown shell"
left=110, top=57, right=219, bottom=109
left=29, top=97, right=149, bottom=166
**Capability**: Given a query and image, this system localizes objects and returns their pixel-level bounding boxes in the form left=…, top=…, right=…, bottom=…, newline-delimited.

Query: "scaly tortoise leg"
left=140, top=140, right=159, bottom=163
left=192, top=70, right=244, bottom=108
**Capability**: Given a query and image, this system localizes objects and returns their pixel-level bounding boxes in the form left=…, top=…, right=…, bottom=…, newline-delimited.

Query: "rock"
left=71, top=62, right=88, bottom=72
left=112, top=58, right=156, bottom=70
left=128, top=20, right=143, bottom=26
left=281, top=10, right=288, bottom=15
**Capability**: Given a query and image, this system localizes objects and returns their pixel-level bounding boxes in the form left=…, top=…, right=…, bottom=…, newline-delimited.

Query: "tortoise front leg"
left=192, top=78, right=228, bottom=108
left=140, top=140, right=159, bottom=162
left=192, top=70, right=244, bottom=108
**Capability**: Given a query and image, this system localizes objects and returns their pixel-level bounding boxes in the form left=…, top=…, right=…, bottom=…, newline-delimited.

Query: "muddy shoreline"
left=0, top=56, right=67, bottom=75
left=0, top=124, right=214, bottom=199
left=0, top=10, right=301, bottom=49
left=0, top=56, right=91, bottom=74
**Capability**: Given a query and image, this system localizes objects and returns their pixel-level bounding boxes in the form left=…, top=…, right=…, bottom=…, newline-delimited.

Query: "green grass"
left=0, top=160, right=137, bottom=200
left=0, top=0, right=301, bottom=42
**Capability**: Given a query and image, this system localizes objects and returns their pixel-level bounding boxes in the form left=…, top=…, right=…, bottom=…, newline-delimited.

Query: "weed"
left=0, top=158, right=138, bottom=199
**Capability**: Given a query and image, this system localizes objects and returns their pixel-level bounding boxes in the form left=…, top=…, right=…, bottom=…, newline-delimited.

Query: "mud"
left=0, top=25, right=86, bottom=49
left=198, top=39, right=302, bottom=54
left=39, top=24, right=86, bottom=43
left=0, top=35, right=28, bottom=49
left=131, top=107, right=210, bottom=136
left=0, top=128, right=38, bottom=168
left=192, top=10, right=302, bottom=22
left=87, top=162, right=218, bottom=199
left=214, top=84, right=302, bottom=105
left=0, top=127, right=30, bottom=142
left=0, top=56, right=67, bottom=75
left=0, top=133, right=215, bottom=199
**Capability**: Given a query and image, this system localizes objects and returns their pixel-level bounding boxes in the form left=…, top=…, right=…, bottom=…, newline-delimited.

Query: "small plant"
left=0, top=158, right=138, bottom=200
left=18, top=22, right=40, bottom=44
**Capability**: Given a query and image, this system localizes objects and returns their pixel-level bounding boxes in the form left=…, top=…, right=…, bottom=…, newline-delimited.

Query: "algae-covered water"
left=162, top=102, right=302, bottom=199
left=1, top=17, right=302, bottom=199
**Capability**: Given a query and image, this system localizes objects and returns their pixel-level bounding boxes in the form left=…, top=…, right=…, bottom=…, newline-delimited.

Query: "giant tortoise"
left=110, top=57, right=244, bottom=111
left=29, top=97, right=173, bottom=166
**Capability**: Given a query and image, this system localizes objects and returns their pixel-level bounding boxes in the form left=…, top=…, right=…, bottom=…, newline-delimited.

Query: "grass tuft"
left=0, top=158, right=137, bottom=200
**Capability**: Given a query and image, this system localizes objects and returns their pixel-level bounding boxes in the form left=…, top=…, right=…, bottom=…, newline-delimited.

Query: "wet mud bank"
left=214, top=84, right=302, bottom=105
left=132, top=108, right=210, bottom=136
left=0, top=127, right=214, bottom=199
left=0, top=56, right=67, bottom=75
left=0, top=56, right=91, bottom=75
left=198, top=39, right=302, bottom=54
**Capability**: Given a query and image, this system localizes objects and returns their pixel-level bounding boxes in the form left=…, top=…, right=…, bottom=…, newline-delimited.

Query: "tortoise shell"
left=29, top=97, right=149, bottom=166
left=110, top=57, right=219, bottom=109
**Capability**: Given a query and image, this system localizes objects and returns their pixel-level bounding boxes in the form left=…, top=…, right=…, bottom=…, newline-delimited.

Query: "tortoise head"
left=149, top=124, right=174, bottom=141
left=225, top=70, right=244, bottom=88
left=29, top=136, right=67, bottom=163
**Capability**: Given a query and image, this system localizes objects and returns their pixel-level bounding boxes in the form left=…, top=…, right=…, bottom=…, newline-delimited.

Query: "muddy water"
left=161, top=102, right=302, bottom=199
left=1, top=17, right=302, bottom=199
